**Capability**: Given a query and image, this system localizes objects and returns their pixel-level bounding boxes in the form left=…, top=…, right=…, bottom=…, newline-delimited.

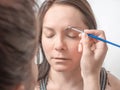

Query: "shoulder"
left=105, top=72, right=120, bottom=90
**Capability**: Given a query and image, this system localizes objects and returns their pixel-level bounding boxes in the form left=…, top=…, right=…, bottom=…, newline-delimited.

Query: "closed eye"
left=43, top=31, right=55, bottom=38
left=65, top=29, right=79, bottom=39
left=42, top=26, right=55, bottom=38
left=67, top=33, right=78, bottom=38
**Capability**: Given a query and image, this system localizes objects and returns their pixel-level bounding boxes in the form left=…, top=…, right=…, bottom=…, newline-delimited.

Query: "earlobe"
left=15, top=84, right=25, bottom=90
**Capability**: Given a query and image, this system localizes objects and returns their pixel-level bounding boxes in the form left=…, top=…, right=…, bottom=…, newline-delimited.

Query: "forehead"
left=43, top=4, right=87, bottom=28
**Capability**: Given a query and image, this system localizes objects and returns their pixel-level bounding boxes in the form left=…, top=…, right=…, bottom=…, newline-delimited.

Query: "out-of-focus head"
left=0, top=0, right=39, bottom=90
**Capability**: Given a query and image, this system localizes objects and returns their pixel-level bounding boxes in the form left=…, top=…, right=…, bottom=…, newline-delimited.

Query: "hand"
left=79, top=29, right=108, bottom=78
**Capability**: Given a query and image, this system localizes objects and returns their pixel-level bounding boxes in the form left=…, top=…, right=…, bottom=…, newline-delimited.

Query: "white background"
left=38, top=0, right=120, bottom=79
left=88, top=0, right=120, bottom=79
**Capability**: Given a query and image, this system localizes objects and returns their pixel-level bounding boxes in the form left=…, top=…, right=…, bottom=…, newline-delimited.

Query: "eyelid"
left=66, top=31, right=79, bottom=38
left=42, top=28, right=55, bottom=38
left=65, top=26, right=84, bottom=34
left=66, top=28, right=79, bottom=34
left=44, top=32, right=55, bottom=38
left=67, top=35, right=78, bottom=38
left=43, top=26, right=55, bottom=31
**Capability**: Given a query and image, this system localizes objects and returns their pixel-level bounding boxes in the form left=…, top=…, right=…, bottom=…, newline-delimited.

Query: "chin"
left=53, top=66, right=70, bottom=72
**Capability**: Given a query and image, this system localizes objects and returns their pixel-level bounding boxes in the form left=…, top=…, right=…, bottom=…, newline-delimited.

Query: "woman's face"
left=42, top=4, right=87, bottom=72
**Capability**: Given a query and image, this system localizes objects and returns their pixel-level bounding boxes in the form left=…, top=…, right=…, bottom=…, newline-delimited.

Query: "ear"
left=15, top=84, right=25, bottom=90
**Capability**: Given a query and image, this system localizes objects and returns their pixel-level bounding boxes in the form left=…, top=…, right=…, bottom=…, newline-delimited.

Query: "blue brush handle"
left=88, top=34, right=120, bottom=48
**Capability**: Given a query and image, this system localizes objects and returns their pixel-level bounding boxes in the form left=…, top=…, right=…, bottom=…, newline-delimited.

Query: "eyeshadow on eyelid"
left=66, top=29, right=79, bottom=34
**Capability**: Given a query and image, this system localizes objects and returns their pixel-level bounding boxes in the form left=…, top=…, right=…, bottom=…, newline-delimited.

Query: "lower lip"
left=54, top=58, right=69, bottom=60
left=52, top=58, right=69, bottom=61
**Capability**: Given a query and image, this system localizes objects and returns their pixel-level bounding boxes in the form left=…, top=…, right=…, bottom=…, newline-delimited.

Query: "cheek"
left=42, top=39, right=52, bottom=58
left=68, top=40, right=79, bottom=52
left=68, top=41, right=82, bottom=60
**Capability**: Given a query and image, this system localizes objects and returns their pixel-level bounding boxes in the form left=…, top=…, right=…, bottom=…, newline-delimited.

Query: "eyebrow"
left=43, top=26, right=54, bottom=31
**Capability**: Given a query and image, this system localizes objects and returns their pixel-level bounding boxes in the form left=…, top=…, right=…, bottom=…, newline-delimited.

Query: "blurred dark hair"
left=38, top=0, right=97, bottom=80
left=0, top=0, right=38, bottom=90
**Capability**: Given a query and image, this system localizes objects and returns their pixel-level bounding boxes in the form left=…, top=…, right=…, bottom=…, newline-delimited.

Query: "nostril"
left=54, top=40, right=66, bottom=51
left=55, top=44, right=65, bottom=51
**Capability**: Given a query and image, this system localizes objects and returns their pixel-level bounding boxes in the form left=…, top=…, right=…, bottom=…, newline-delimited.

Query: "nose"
left=54, top=36, right=67, bottom=51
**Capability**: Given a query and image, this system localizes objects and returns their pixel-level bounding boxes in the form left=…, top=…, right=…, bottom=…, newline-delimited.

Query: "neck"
left=47, top=67, right=83, bottom=90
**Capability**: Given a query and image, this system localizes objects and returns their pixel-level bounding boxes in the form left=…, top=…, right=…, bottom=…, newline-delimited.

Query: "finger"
left=78, top=34, right=82, bottom=52
left=84, top=30, right=108, bottom=59
left=81, top=32, right=93, bottom=56
left=84, top=29, right=107, bottom=49
left=78, top=41, right=82, bottom=52
left=84, top=30, right=106, bottom=40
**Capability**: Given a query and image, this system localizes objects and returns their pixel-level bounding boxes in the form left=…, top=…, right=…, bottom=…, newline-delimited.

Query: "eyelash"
left=45, top=34, right=78, bottom=39
left=46, top=34, right=54, bottom=38
left=67, top=35, right=77, bottom=38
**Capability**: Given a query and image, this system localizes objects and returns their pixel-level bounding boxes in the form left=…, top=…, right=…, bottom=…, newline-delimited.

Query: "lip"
left=52, top=57, right=70, bottom=60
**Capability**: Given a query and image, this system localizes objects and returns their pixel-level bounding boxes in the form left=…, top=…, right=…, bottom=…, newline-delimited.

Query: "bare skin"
left=40, top=4, right=120, bottom=90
